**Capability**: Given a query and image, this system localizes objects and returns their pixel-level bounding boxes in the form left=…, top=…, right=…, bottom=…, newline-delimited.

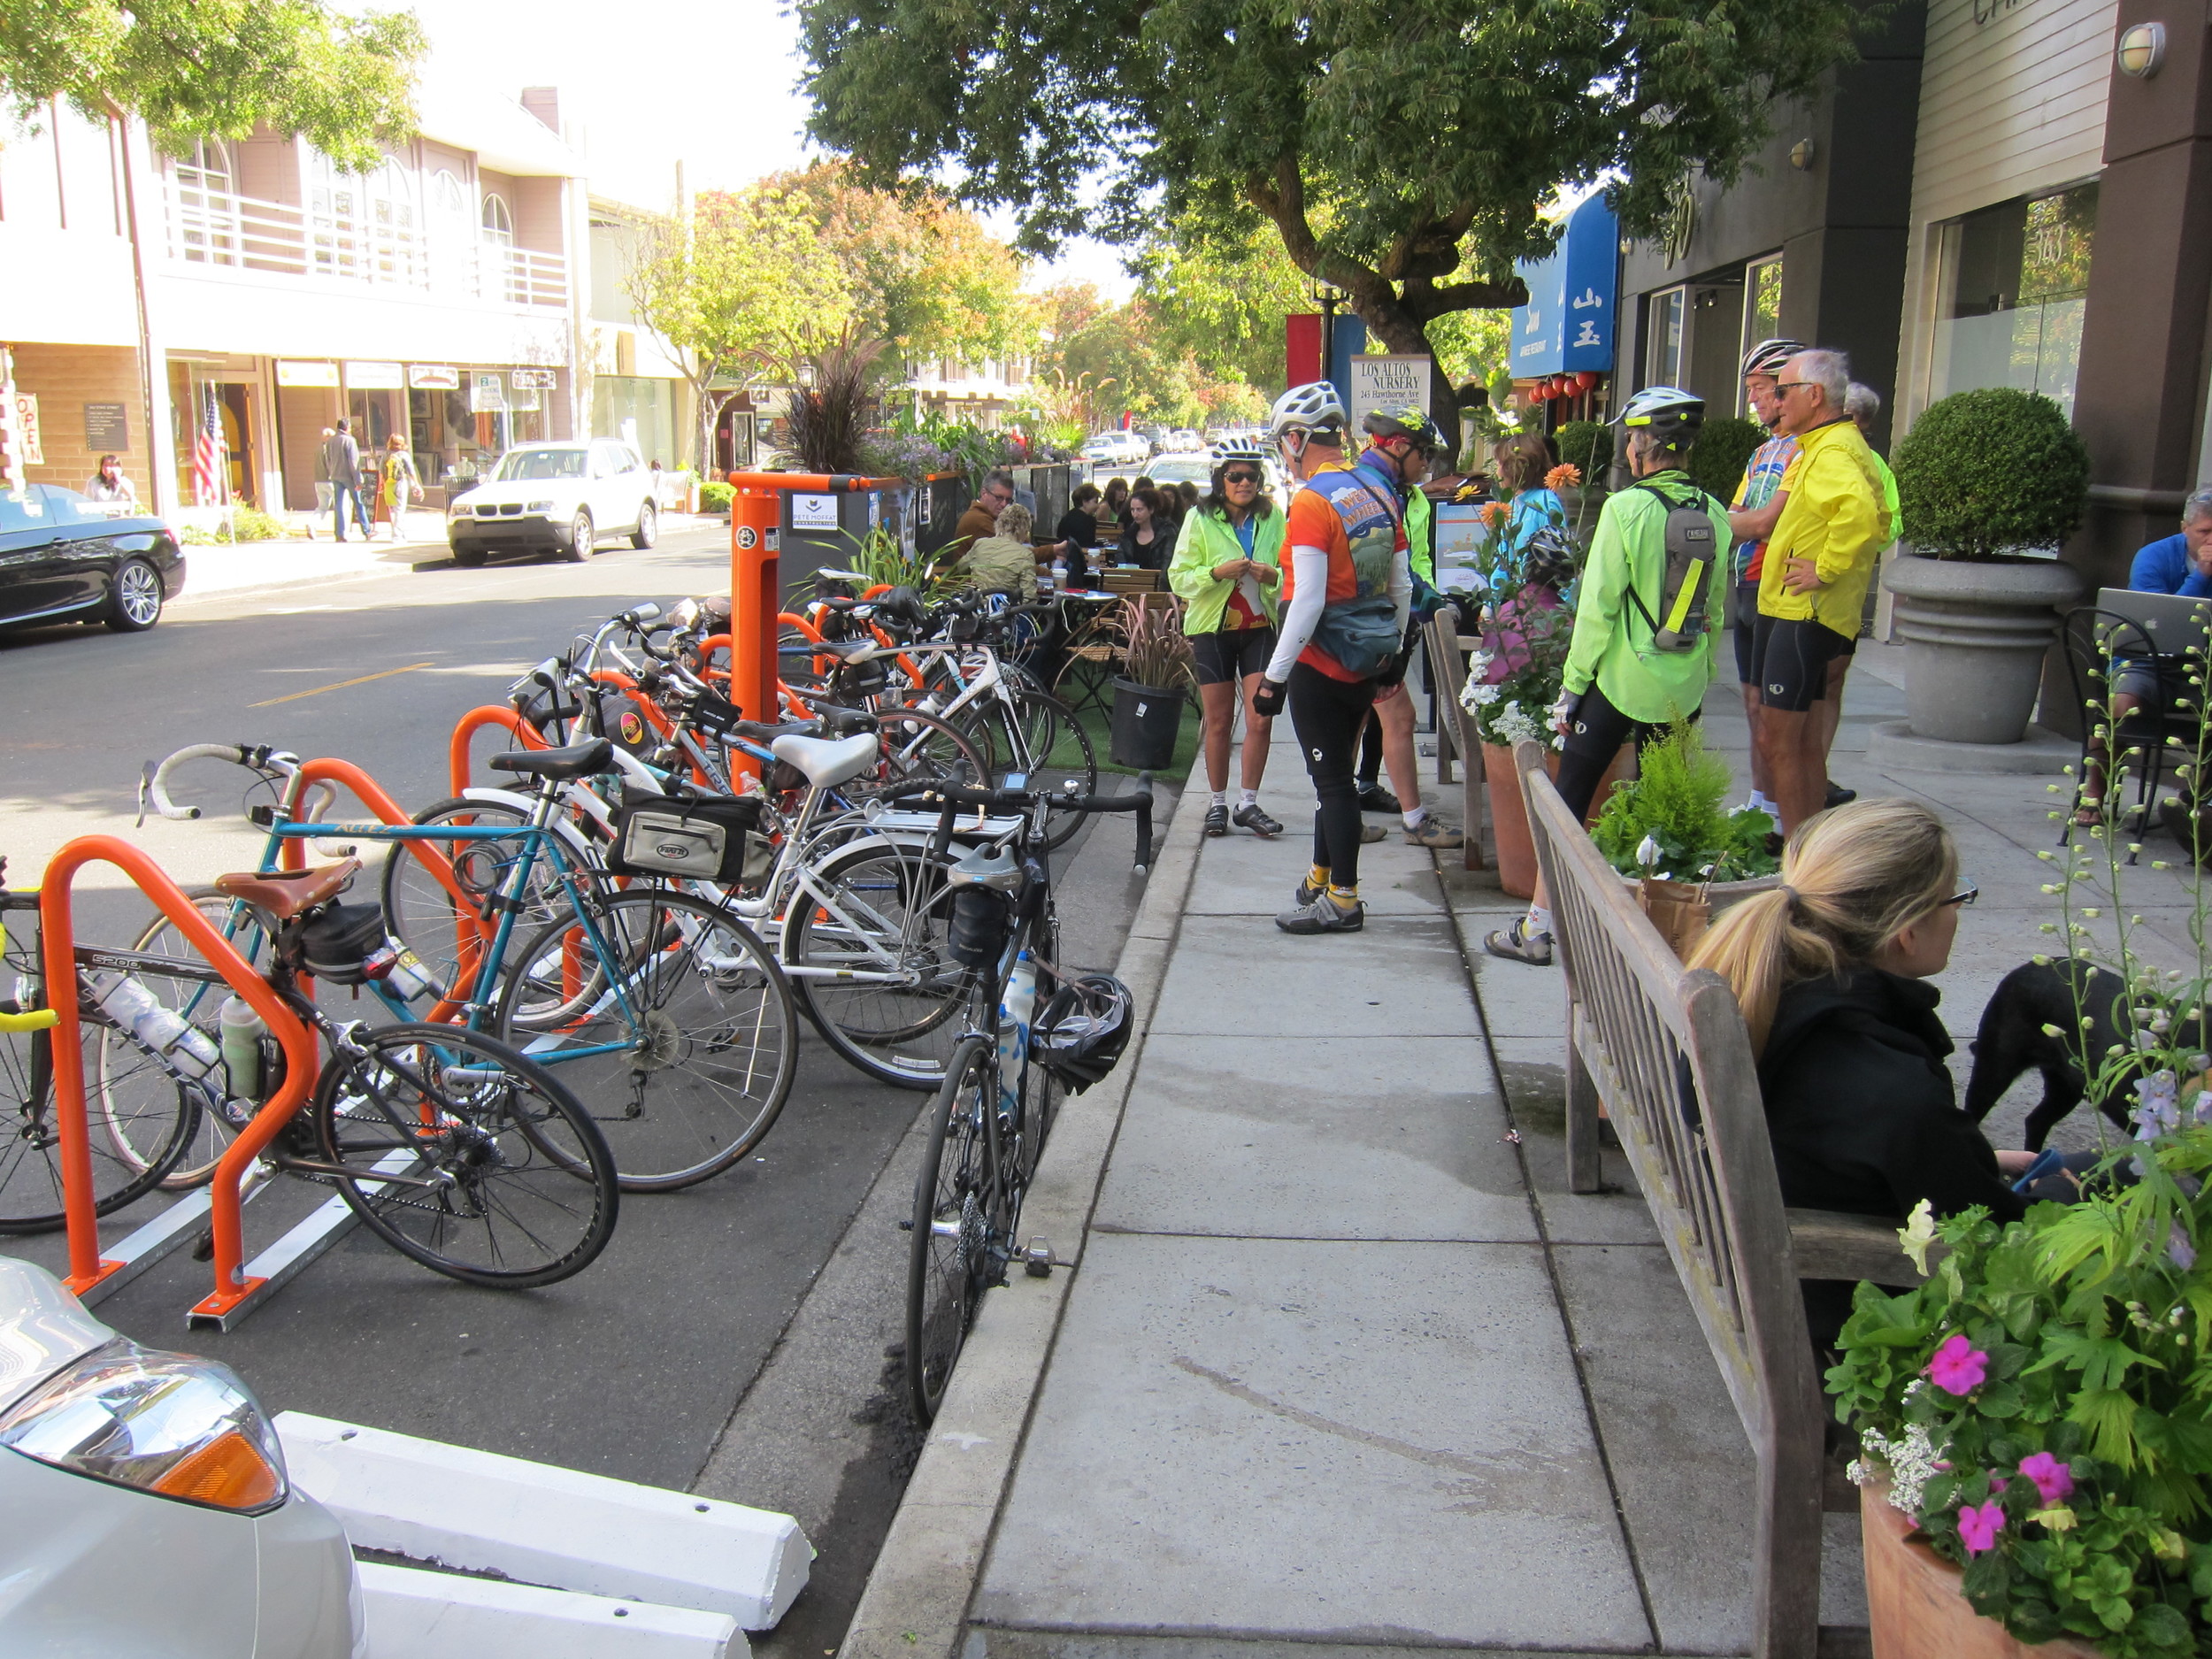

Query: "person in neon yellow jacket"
left=1169, top=448, right=1286, bottom=837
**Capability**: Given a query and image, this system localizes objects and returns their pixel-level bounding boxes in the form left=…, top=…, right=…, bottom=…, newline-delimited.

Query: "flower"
left=1543, top=463, right=1583, bottom=491
left=1926, top=1333, right=1989, bottom=1395
left=1897, top=1200, right=1939, bottom=1275
left=2017, top=1452, right=2073, bottom=1505
left=1636, top=833, right=1663, bottom=871
left=1471, top=684, right=1500, bottom=705
left=2133, top=1071, right=2180, bottom=1140
left=2031, top=1505, right=2077, bottom=1532
left=1479, top=501, right=1510, bottom=529
left=2169, top=1219, right=2196, bottom=1271
left=1956, top=1502, right=2005, bottom=1555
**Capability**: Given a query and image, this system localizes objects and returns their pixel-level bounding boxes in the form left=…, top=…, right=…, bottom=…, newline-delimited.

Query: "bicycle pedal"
left=1023, top=1237, right=1055, bottom=1279
left=191, top=1228, right=216, bottom=1263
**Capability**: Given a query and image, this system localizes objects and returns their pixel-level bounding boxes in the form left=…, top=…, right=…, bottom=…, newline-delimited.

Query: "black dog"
left=1965, top=960, right=2206, bottom=1150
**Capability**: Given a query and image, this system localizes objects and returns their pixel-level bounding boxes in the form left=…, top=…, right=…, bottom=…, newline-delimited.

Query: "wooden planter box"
left=1862, top=1482, right=2102, bottom=1658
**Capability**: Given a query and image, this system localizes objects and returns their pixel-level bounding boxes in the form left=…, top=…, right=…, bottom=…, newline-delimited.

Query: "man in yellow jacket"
left=1751, top=348, right=1887, bottom=832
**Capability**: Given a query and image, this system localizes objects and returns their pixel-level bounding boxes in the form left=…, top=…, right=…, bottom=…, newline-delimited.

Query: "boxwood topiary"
left=1893, top=387, right=2090, bottom=559
left=698, top=480, right=735, bottom=514
left=1685, top=414, right=1764, bottom=503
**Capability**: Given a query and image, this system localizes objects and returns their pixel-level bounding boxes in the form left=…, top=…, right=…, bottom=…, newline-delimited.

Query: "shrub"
left=1588, top=721, right=1778, bottom=879
left=698, top=481, right=734, bottom=514
left=1686, top=415, right=1765, bottom=503
left=1553, top=420, right=1612, bottom=484
left=179, top=506, right=290, bottom=544
left=1893, top=387, right=2091, bottom=559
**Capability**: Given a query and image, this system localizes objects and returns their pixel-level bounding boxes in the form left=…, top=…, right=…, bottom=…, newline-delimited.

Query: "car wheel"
left=564, top=510, right=595, bottom=563
left=630, top=503, right=657, bottom=550
left=452, top=545, right=487, bottom=568
left=104, top=558, right=164, bottom=633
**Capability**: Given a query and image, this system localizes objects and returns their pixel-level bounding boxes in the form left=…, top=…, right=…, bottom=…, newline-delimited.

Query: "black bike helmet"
left=1519, top=526, right=1579, bottom=591
left=1363, top=403, right=1448, bottom=456
left=1032, top=972, right=1133, bottom=1093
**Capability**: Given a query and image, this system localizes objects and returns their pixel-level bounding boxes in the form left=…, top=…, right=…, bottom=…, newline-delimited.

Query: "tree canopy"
left=801, top=0, right=1867, bottom=428
left=0, top=0, right=423, bottom=170
left=1132, top=221, right=1309, bottom=398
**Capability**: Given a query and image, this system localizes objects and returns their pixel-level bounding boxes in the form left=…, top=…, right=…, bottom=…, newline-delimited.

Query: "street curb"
left=836, top=778, right=1203, bottom=1659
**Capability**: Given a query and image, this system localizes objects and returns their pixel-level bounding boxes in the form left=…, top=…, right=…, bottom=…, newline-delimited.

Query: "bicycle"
left=0, top=852, right=619, bottom=1288
left=887, top=779, right=1150, bottom=1423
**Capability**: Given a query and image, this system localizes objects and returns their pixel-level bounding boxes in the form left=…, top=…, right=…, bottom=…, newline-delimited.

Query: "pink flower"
left=1926, top=1333, right=1989, bottom=1394
left=1957, top=1502, right=2005, bottom=1555
left=1988, top=1475, right=2008, bottom=1493
left=2017, top=1453, right=2074, bottom=1505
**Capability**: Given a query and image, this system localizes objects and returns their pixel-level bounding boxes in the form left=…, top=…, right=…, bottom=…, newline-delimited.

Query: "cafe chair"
left=2058, top=605, right=2200, bottom=863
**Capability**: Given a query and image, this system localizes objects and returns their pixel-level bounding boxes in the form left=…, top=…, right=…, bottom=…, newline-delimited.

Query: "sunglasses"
left=1223, top=469, right=1261, bottom=484
left=1772, top=380, right=1816, bottom=396
left=1940, top=878, right=1978, bottom=908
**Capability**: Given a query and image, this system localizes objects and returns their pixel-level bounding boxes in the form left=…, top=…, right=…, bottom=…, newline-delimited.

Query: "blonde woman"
left=952, top=501, right=1041, bottom=599
left=378, top=434, right=422, bottom=542
left=1687, top=799, right=2029, bottom=1344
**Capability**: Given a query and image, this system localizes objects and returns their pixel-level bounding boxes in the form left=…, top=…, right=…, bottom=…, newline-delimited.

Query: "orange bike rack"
left=41, top=837, right=320, bottom=1314
left=449, top=704, right=549, bottom=796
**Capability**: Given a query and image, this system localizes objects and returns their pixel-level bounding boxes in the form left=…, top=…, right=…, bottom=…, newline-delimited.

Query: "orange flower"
left=1479, top=501, right=1509, bottom=529
left=1544, top=463, right=1583, bottom=491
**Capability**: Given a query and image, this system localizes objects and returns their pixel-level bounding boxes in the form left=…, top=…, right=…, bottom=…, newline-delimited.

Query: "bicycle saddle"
left=214, top=858, right=362, bottom=919
left=769, top=732, right=880, bottom=792
left=487, top=738, right=615, bottom=780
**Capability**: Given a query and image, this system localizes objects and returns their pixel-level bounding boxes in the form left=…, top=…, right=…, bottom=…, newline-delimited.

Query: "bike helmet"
left=1363, top=403, right=1447, bottom=456
left=1740, top=337, right=1807, bottom=380
left=1210, top=437, right=1266, bottom=463
left=1267, top=381, right=1348, bottom=445
left=1519, top=526, right=1579, bottom=591
left=1032, top=972, right=1133, bottom=1094
left=1613, top=385, right=1706, bottom=452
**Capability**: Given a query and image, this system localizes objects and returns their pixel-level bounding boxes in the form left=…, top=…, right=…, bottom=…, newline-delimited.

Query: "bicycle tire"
left=908, top=1033, right=997, bottom=1424
left=495, top=890, right=800, bottom=1190
left=311, top=1023, right=618, bottom=1287
left=964, top=689, right=1098, bottom=851
left=844, top=705, right=988, bottom=806
left=379, top=795, right=584, bottom=998
left=783, top=838, right=972, bottom=1090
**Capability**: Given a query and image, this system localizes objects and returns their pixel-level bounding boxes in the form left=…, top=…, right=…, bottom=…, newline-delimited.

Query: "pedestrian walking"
left=1486, top=386, right=1729, bottom=965
left=378, top=434, right=422, bottom=542
left=1724, top=338, right=1808, bottom=831
left=1249, top=381, right=1413, bottom=936
left=1169, top=442, right=1285, bottom=838
left=81, top=455, right=137, bottom=506
left=323, top=420, right=371, bottom=541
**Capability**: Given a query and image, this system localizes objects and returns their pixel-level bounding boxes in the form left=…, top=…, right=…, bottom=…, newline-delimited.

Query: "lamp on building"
left=1788, top=139, right=1816, bottom=172
left=2116, top=20, right=2166, bottom=77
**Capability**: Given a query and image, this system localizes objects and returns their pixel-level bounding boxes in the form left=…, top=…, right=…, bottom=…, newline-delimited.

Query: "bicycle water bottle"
left=219, top=995, right=265, bottom=1102
left=996, top=952, right=1038, bottom=1125
left=92, top=973, right=219, bottom=1081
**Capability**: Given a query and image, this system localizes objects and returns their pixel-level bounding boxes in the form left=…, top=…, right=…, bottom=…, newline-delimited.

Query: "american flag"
left=192, top=382, right=226, bottom=507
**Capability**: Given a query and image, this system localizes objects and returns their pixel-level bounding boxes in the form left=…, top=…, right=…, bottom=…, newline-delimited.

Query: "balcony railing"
left=165, top=184, right=568, bottom=310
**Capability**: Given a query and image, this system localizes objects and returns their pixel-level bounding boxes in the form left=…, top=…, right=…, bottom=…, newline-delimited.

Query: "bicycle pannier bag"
left=1624, top=482, right=1718, bottom=653
left=289, top=903, right=389, bottom=985
left=609, top=794, right=764, bottom=883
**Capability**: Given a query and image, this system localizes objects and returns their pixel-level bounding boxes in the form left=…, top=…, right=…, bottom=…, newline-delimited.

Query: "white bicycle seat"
left=771, top=732, right=880, bottom=791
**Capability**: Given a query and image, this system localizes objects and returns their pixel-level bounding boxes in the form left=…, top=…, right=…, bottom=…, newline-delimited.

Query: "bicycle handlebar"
left=140, top=743, right=335, bottom=827
left=882, top=777, right=1156, bottom=873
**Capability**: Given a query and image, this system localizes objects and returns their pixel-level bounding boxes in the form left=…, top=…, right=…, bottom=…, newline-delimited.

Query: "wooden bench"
left=1515, top=741, right=1923, bottom=1659
left=1422, top=611, right=1488, bottom=871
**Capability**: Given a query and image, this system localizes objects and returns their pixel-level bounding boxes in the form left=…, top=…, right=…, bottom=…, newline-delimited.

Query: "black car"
left=0, top=486, right=186, bottom=634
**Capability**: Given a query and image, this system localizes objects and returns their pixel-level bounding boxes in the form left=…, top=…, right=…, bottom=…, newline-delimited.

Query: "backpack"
left=1623, top=480, right=1718, bottom=653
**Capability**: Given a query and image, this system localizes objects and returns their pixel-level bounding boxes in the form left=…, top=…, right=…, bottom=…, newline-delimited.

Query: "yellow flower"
left=2030, top=1506, right=2077, bottom=1533
left=2154, top=1526, right=2187, bottom=1560
left=1898, top=1200, right=1939, bottom=1275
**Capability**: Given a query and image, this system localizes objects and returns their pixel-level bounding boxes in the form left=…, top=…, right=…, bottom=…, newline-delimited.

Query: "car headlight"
left=448, top=502, right=473, bottom=518
left=526, top=499, right=556, bottom=514
left=0, top=1338, right=288, bottom=1514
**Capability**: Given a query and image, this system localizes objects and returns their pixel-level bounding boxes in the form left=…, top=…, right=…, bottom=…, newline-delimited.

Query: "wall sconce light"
left=1789, top=139, right=1816, bottom=171
left=2116, top=21, right=2166, bottom=78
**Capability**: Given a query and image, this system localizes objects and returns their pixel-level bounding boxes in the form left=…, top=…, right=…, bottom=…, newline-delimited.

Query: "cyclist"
left=1486, top=386, right=1730, bottom=965
left=1170, top=441, right=1286, bottom=838
left=1250, top=382, right=1414, bottom=935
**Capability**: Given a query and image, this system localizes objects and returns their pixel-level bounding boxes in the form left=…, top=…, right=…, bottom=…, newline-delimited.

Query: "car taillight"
left=0, top=1338, right=288, bottom=1514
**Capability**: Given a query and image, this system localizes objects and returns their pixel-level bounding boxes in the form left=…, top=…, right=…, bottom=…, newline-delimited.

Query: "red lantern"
left=1552, top=375, right=1572, bottom=399
left=1573, top=370, right=1600, bottom=393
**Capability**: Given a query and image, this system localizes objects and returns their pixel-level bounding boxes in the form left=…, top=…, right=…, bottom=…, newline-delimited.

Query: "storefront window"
left=1740, top=256, right=1784, bottom=411
left=592, top=376, right=677, bottom=468
left=1932, top=180, right=2098, bottom=418
left=1646, top=288, right=1685, bottom=385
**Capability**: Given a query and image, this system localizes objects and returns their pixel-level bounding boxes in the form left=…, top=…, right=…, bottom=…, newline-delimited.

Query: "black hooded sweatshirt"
left=1760, top=969, right=2024, bottom=1346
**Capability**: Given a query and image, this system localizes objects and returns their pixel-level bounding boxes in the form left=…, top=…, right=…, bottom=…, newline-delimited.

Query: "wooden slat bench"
left=1422, top=611, right=1487, bottom=870
left=1515, top=741, right=1924, bottom=1659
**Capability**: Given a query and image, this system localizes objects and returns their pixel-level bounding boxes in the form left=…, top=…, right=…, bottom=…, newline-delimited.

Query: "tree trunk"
left=1356, top=300, right=1472, bottom=472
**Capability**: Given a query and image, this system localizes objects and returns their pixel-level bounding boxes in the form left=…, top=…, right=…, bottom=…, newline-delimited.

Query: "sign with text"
left=408, top=365, right=460, bottom=390
left=789, top=492, right=840, bottom=530
left=83, top=402, right=127, bottom=452
left=275, top=360, right=339, bottom=388
left=470, top=373, right=507, bottom=413
left=345, top=361, right=404, bottom=389
left=1349, top=354, right=1432, bottom=436
left=1507, top=193, right=1618, bottom=378
left=509, top=367, right=557, bottom=390
left=12, top=391, right=42, bottom=465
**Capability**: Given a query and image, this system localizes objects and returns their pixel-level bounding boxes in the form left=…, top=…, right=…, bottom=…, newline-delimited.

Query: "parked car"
left=0, top=487, right=184, bottom=635
left=0, top=1256, right=362, bottom=1655
left=445, top=440, right=657, bottom=567
left=1081, top=432, right=1147, bottom=467
left=1167, top=429, right=1203, bottom=452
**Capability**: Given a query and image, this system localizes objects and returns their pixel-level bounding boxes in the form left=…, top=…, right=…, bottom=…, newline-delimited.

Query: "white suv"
left=446, top=440, right=657, bottom=567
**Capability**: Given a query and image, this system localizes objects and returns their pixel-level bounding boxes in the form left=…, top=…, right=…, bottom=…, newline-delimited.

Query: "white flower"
left=1471, top=684, right=1500, bottom=706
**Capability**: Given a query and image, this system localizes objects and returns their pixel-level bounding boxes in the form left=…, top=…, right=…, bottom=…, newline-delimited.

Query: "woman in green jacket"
left=1169, top=447, right=1286, bottom=837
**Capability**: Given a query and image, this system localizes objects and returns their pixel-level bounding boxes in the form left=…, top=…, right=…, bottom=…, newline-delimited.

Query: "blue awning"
left=1507, top=195, right=1618, bottom=378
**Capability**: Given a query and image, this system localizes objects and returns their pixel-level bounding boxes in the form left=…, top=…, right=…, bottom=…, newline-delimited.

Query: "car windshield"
left=495, top=448, right=587, bottom=481
left=1146, top=458, right=1213, bottom=485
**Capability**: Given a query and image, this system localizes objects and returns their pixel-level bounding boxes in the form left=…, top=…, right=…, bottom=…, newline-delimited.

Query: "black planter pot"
left=1110, top=677, right=1184, bottom=769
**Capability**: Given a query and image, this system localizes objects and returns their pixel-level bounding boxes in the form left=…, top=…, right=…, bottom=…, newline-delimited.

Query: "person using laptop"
left=2079, top=485, right=2212, bottom=822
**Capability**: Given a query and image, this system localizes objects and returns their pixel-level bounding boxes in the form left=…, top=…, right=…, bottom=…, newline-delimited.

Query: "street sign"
left=470, top=373, right=508, bottom=413
left=1349, top=354, right=1431, bottom=435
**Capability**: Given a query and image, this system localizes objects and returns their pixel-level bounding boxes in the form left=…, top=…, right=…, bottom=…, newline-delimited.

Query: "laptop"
left=2095, top=588, right=2212, bottom=658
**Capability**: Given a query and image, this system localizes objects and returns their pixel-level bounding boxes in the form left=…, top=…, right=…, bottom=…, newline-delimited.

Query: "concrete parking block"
left=1092, top=1034, right=1532, bottom=1241
left=974, top=1233, right=1649, bottom=1651
left=1150, top=917, right=1479, bottom=1038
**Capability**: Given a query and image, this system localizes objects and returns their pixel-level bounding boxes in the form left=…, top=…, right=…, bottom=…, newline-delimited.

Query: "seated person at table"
left=2079, top=485, right=2212, bottom=821
left=950, top=502, right=1041, bottom=600
left=1117, top=487, right=1173, bottom=571
left=951, top=469, right=1017, bottom=555
left=1686, top=798, right=2033, bottom=1348
left=1055, top=482, right=1110, bottom=586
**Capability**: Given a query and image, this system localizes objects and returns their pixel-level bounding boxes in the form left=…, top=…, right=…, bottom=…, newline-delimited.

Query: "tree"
left=625, top=184, right=856, bottom=472
left=1133, top=221, right=1309, bottom=398
left=0, top=0, right=423, bottom=169
left=800, top=0, right=1866, bottom=438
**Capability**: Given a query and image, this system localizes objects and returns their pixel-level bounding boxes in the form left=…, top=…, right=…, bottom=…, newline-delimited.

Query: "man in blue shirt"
left=2081, top=486, right=2212, bottom=820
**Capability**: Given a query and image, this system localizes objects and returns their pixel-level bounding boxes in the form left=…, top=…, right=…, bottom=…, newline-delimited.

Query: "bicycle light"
left=0, top=1339, right=289, bottom=1514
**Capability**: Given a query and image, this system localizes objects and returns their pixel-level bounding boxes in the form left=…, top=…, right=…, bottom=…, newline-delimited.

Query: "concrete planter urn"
left=1882, top=555, right=2085, bottom=745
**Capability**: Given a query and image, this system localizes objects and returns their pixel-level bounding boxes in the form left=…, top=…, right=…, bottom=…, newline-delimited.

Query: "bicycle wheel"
left=380, top=796, right=580, bottom=996
left=908, top=1033, right=997, bottom=1424
left=495, top=891, right=799, bottom=1190
left=109, top=887, right=271, bottom=1187
left=0, top=1004, right=198, bottom=1234
left=784, top=838, right=972, bottom=1090
left=311, top=1023, right=618, bottom=1287
left=967, top=690, right=1098, bottom=850
left=841, top=706, right=988, bottom=808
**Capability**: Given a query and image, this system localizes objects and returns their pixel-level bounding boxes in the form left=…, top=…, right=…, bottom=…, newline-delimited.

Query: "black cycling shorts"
left=1732, top=579, right=1761, bottom=685
left=1556, top=684, right=1695, bottom=824
left=1752, top=615, right=1855, bottom=712
left=1190, top=626, right=1277, bottom=687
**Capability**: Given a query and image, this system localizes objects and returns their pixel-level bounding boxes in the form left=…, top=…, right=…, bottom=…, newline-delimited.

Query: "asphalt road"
left=0, top=522, right=1167, bottom=1653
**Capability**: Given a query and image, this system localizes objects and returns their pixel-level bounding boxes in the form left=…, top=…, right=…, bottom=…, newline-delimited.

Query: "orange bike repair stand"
left=723, top=472, right=900, bottom=774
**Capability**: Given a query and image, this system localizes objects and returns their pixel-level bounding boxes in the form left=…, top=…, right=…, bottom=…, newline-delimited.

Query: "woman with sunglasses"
left=1687, top=798, right=2034, bottom=1347
left=1170, top=448, right=1286, bottom=837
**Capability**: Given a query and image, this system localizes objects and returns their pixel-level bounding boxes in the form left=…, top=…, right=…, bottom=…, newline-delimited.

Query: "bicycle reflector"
left=0, top=1339, right=288, bottom=1513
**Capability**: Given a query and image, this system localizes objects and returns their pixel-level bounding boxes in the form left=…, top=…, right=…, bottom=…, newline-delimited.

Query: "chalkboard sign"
left=83, top=402, right=128, bottom=451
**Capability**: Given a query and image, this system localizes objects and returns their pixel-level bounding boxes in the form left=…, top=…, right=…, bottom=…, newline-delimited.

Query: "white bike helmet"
left=1740, top=337, right=1807, bottom=380
left=1613, top=384, right=1705, bottom=451
left=1210, top=437, right=1266, bottom=463
left=1267, top=381, right=1347, bottom=444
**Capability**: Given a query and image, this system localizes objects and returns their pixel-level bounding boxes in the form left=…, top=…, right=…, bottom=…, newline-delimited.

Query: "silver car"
left=0, top=1256, right=363, bottom=1656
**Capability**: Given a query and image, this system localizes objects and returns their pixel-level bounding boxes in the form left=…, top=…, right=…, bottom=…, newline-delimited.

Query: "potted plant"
left=1883, top=388, right=2091, bottom=746
left=1110, top=596, right=1194, bottom=769
left=1583, top=722, right=1779, bottom=951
